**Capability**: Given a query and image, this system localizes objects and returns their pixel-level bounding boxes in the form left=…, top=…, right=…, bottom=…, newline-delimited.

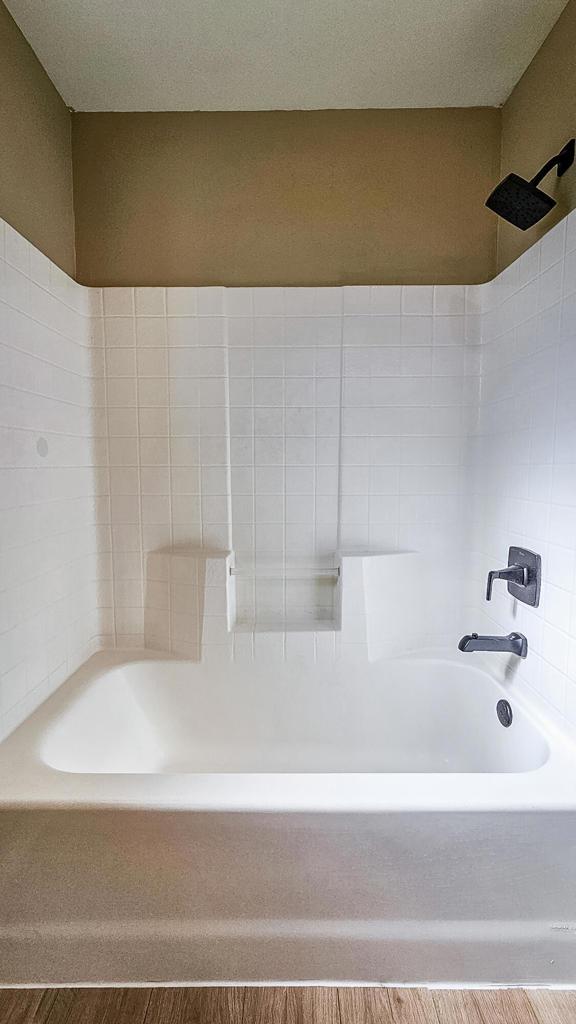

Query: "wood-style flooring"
left=1, top=987, right=575, bottom=1024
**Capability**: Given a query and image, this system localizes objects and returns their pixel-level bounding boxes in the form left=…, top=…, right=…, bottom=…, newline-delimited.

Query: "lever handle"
left=486, top=565, right=527, bottom=601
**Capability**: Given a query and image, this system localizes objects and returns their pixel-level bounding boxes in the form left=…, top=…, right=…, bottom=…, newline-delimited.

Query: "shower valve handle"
left=486, top=565, right=527, bottom=601
left=485, top=547, right=541, bottom=608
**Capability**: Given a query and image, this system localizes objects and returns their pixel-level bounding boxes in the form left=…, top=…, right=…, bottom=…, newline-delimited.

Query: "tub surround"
left=2, top=212, right=576, bottom=742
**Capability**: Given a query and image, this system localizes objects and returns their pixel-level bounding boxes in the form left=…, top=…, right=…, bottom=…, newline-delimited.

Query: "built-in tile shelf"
left=144, top=545, right=420, bottom=642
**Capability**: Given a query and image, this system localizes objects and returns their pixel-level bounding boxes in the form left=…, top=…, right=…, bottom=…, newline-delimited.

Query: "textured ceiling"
left=5, top=0, right=569, bottom=111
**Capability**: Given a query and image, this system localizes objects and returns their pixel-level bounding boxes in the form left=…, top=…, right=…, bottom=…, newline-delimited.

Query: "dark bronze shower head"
left=485, top=138, right=575, bottom=230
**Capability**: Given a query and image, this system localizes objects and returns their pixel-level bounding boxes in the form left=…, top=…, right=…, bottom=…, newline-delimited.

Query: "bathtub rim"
left=0, top=648, right=575, bottom=814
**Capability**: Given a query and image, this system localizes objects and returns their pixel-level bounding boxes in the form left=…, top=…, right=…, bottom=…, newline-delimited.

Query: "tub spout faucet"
left=458, top=632, right=528, bottom=658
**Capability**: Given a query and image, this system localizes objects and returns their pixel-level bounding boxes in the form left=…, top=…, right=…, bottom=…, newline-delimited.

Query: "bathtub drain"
left=496, top=699, right=513, bottom=728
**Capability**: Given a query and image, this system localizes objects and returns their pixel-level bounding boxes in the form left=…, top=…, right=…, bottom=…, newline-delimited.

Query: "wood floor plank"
left=144, top=987, right=244, bottom=1024
left=527, top=990, right=576, bottom=1024
left=242, top=987, right=287, bottom=1024
left=338, top=987, right=394, bottom=1023
left=45, top=988, right=152, bottom=1024
left=472, top=989, right=539, bottom=1024
left=286, top=987, right=340, bottom=1024
left=0, top=989, right=56, bottom=1024
left=5, top=987, right=576, bottom=1024
left=432, top=990, right=484, bottom=1024
left=388, top=988, right=439, bottom=1024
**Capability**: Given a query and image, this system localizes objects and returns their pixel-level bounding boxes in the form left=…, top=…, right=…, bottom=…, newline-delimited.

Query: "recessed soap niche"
left=229, top=562, right=341, bottom=632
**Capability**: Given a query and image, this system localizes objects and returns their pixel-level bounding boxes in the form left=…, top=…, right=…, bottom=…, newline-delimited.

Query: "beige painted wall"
left=72, top=108, right=500, bottom=287
left=499, top=0, right=576, bottom=270
left=0, top=0, right=74, bottom=276
left=2, top=0, right=574, bottom=287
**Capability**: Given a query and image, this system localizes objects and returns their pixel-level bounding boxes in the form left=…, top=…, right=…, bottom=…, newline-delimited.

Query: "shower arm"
left=530, top=139, right=575, bottom=188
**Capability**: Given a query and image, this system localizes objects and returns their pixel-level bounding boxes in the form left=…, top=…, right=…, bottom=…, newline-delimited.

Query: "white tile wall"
left=227, top=287, right=342, bottom=628
left=100, top=284, right=231, bottom=651
left=0, top=219, right=110, bottom=741
left=100, top=282, right=477, bottom=645
left=468, top=209, right=576, bottom=732
left=339, top=284, right=478, bottom=646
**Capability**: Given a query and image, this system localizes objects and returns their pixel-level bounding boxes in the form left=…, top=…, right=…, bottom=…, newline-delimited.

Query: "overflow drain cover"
left=497, top=699, right=513, bottom=728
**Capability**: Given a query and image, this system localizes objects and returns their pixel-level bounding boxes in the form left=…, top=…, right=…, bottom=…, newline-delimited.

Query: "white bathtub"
left=1, top=649, right=576, bottom=985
